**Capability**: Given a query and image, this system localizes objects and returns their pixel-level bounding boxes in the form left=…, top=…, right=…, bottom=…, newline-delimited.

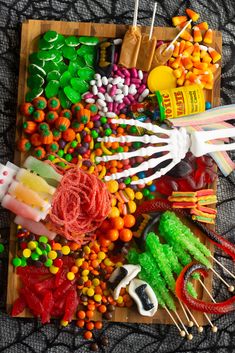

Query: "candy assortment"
left=4, top=2, right=235, bottom=352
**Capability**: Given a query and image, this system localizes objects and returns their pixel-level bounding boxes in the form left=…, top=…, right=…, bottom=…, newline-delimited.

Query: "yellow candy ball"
left=108, top=207, right=120, bottom=218
left=82, top=269, right=89, bottom=276
left=117, top=296, right=123, bottom=304
left=87, top=288, right=95, bottom=297
left=49, top=265, right=59, bottom=274
left=94, top=294, right=102, bottom=302
left=92, top=278, right=100, bottom=287
left=22, top=248, right=31, bottom=258
left=111, top=197, right=117, bottom=207
left=135, top=192, right=143, bottom=200
left=131, top=175, right=139, bottom=181
left=97, top=251, right=106, bottom=260
left=62, top=245, right=70, bottom=255
left=82, top=287, right=88, bottom=295
left=107, top=180, right=119, bottom=193
left=104, top=258, right=113, bottom=267
left=75, top=258, right=84, bottom=267
left=48, top=250, right=57, bottom=260
left=28, top=241, right=37, bottom=250
left=61, top=320, right=69, bottom=327
left=67, top=272, right=75, bottom=281
left=128, top=200, right=137, bottom=213
left=83, top=246, right=91, bottom=255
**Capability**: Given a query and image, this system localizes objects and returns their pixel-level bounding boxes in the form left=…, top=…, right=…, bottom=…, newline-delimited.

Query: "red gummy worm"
left=176, top=262, right=235, bottom=314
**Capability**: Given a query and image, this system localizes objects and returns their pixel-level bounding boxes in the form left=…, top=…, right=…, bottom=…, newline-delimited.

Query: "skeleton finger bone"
left=97, top=134, right=170, bottom=144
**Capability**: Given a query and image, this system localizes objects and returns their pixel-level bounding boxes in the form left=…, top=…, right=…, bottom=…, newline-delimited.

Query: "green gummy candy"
left=62, top=45, right=77, bottom=61
left=126, top=248, right=139, bottom=265
left=60, top=71, right=72, bottom=87
left=57, top=61, right=68, bottom=74
left=25, top=88, right=43, bottom=102
left=58, top=89, right=71, bottom=109
left=70, top=78, right=89, bottom=93
left=27, top=74, right=44, bottom=89
left=28, top=64, right=46, bottom=77
left=77, top=44, right=96, bottom=56
left=64, top=86, right=81, bottom=104
left=77, top=67, right=95, bottom=80
left=44, top=30, right=58, bottom=43
left=68, top=58, right=85, bottom=75
left=37, top=50, right=56, bottom=61
left=78, top=36, right=99, bottom=46
left=84, top=53, right=95, bottom=67
left=29, top=52, right=44, bottom=66
left=52, top=50, right=63, bottom=63
left=65, top=36, right=80, bottom=47
left=47, top=70, right=61, bottom=81
left=53, top=34, right=65, bottom=50
left=187, top=282, right=198, bottom=298
left=39, top=38, right=54, bottom=51
left=43, top=61, right=58, bottom=74
left=12, top=257, right=22, bottom=267
left=45, top=80, right=60, bottom=98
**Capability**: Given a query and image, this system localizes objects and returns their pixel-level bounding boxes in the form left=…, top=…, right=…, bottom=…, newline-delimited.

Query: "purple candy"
left=98, top=87, right=106, bottom=93
left=80, top=130, right=87, bottom=138
left=109, top=85, right=117, bottom=96
left=123, top=96, right=131, bottom=105
left=138, top=84, right=146, bottom=94
left=83, top=160, right=92, bottom=167
left=103, top=123, right=110, bottom=129
left=58, top=139, right=66, bottom=149
left=91, top=114, right=100, bottom=122
left=125, top=77, right=130, bottom=85
left=82, top=142, right=89, bottom=149
left=130, top=68, right=138, bottom=78
left=131, top=78, right=141, bottom=85
left=107, top=102, right=113, bottom=111
left=122, top=68, right=131, bottom=77
left=94, top=121, right=101, bottom=128
left=77, top=146, right=86, bottom=155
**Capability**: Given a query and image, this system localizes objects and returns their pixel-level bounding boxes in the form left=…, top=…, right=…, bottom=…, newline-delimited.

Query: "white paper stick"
left=133, top=0, right=139, bottom=28
left=149, top=2, right=157, bottom=40
left=164, top=19, right=192, bottom=53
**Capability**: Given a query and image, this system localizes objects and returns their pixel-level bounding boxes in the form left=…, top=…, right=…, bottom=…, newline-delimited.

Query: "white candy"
left=107, top=84, right=112, bottom=93
left=114, top=94, right=124, bottom=102
left=122, top=85, right=129, bottom=96
left=105, top=93, right=113, bottom=102
left=138, top=70, right=143, bottom=80
left=108, top=77, right=113, bottom=83
left=85, top=98, right=95, bottom=104
left=98, top=110, right=105, bottom=116
left=96, top=79, right=102, bottom=87
left=106, top=112, right=117, bottom=118
left=102, top=76, right=108, bottom=85
left=117, top=83, right=124, bottom=89
left=116, top=89, right=122, bottom=95
left=92, top=85, right=98, bottom=95
left=112, top=77, right=122, bottom=85
left=97, top=98, right=106, bottom=107
left=102, top=107, right=108, bottom=113
left=97, top=92, right=105, bottom=100
left=82, top=91, right=90, bottom=98
left=129, top=84, right=136, bottom=95
left=113, top=38, right=122, bottom=45
left=90, top=80, right=96, bottom=86
left=94, top=73, right=101, bottom=79
left=141, top=88, right=149, bottom=99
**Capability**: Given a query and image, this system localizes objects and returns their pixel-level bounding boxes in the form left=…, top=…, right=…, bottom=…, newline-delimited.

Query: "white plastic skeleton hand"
left=96, top=119, right=190, bottom=185
left=96, top=118, right=235, bottom=185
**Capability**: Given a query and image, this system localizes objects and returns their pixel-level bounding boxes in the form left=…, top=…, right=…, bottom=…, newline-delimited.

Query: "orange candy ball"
left=105, top=229, right=119, bottom=242
left=111, top=217, right=124, bottom=230
left=84, top=331, right=93, bottom=340
left=123, top=215, right=136, bottom=228
left=119, top=228, right=133, bottom=242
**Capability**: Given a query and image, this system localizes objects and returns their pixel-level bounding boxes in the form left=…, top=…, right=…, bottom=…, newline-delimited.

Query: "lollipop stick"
left=133, top=0, right=139, bottom=28
left=174, top=309, right=193, bottom=340
left=178, top=299, right=194, bottom=327
left=164, top=19, right=192, bottom=53
left=199, top=278, right=216, bottom=303
left=210, top=267, right=234, bottom=292
left=184, top=305, right=204, bottom=333
left=210, top=255, right=235, bottom=280
left=149, top=2, right=157, bottom=40
left=203, top=313, right=218, bottom=333
left=164, top=307, right=185, bottom=335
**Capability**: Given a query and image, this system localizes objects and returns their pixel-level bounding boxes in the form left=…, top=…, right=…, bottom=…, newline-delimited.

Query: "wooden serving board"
left=7, top=19, right=222, bottom=325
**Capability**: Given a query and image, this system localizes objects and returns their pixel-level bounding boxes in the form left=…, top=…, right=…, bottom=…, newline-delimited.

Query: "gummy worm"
left=176, top=262, right=235, bottom=314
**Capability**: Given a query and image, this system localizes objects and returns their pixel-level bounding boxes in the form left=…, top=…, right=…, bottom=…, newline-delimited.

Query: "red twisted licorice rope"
left=135, top=198, right=235, bottom=261
left=48, top=167, right=112, bottom=244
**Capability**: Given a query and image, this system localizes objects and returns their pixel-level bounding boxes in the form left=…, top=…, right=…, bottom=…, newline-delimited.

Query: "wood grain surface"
left=7, top=19, right=222, bottom=325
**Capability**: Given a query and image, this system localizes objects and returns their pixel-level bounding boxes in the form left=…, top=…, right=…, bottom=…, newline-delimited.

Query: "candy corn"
left=173, top=67, right=184, bottom=78
left=173, top=42, right=180, bottom=57
left=193, top=61, right=208, bottom=70
left=182, top=56, right=193, bottom=70
left=197, top=22, right=209, bottom=31
left=177, top=21, right=192, bottom=29
left=179, top=40, right=186, bottom=54
left=177, top=70, right=186, bottom=86
left=171, top=55, right=182, bottom=69
left=192, top=43, right=200, bottom=58
left=203, top=29, right=213, bottom=44
left=182, top=45, right=194, bottom=57
left=185, top=8, right=200, bottom=22
left=202, top=52, right=212, bottom=63
left=193, top=26, right=202, bottom=42
left=172, top=15, right=187, bottom=26
left=180, top=30, right=193, bottom=42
